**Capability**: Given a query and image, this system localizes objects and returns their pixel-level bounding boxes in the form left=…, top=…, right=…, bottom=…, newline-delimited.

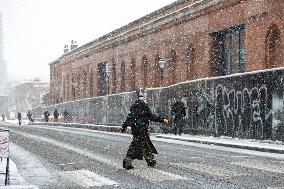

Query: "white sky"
left=0, top=0, right=174, bottom=82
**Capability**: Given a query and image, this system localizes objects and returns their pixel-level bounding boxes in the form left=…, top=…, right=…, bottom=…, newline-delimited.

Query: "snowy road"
left=5, top=123, right=284, bottom=189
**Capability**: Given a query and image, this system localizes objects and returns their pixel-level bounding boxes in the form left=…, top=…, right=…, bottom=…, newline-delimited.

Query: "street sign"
left=0, top=128, right=9, bottom=185
left=0, top=129, right=8, bottom=158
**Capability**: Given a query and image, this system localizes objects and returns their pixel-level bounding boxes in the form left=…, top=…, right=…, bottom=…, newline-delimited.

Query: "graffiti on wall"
left=194, top=84, right=273, bottom=139
left=195, top=86, right=215, bottom=132
left=32, top=70, right=284, bottom=141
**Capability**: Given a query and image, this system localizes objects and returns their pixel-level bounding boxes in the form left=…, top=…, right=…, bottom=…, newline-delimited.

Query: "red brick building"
left=8, top=81, right=49, bottom=118
left=49, top=0, right=283, bottom=104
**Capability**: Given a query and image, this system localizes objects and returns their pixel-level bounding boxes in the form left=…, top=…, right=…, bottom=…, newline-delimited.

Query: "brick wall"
left=36, top=67, right=284, bottom=141
left=49, top=0, right=283, bottom=104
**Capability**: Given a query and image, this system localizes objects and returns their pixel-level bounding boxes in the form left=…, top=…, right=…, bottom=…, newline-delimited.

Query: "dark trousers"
left=123, top=140, right=154, bottom=165
left=173, top=118, right=184, bottom=135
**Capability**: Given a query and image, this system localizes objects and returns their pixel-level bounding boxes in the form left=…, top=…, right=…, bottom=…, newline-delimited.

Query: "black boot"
left=123, top=159, right=134, bottom=170
left=146, top=159, right=156, bottom=167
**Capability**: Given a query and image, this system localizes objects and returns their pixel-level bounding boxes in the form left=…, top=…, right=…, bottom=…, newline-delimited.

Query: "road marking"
left=67, top=162, right=76, bottom=165
left=58, top=169, right=118, bottom=187
left=128, top=167, right=189, bottom=182
left=12, top=131, right=192, bottom=183
left=154, top=137, right=284, bottom=160
left=170, top=162, right=246, bottom=178
left=11, top=131, right=121, bottom=169
left=231, top=160, right=284, bottom=174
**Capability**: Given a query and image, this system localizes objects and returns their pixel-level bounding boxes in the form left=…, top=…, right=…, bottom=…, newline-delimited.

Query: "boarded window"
left=82, top=70, right=87, bottom=98
left=89, top=69, right=94, bottom=97
left=265, top=24, right=282, bottom=68
left=130, top=58, right=136, bottom=91
left=72, top=74, right=76, bottom=100
left=142, top=56, right=148, bottom=87
left=111, top=60, right=117, bottom=94
left=121, top=61, right=126, bottom=92
left=211, top=25, right=245, bottom=75
left=186, top=45, right=195, bottom=80
left=66, top=74, right=69, bottom=101
left=169, top=50, right=177, bottom=84
left=97, top=62, right=107, bottom=96
left=76, top=74, right=80, bottom=99
left=155, top=54, right=161, bottom=87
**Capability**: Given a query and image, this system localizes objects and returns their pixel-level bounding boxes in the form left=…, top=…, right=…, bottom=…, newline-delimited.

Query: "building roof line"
left=50, top=0, right=223, bottom=65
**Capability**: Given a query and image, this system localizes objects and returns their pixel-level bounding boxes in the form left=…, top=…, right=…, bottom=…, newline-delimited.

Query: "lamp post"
left=158, top=58, right=166, bottom=87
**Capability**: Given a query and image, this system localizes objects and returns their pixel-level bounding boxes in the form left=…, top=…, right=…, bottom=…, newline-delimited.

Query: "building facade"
left=0, top=14, right=7, bottom=96
left=49, top=0, right=283, bottom=104
left=8, top=81, right=49, bottom=118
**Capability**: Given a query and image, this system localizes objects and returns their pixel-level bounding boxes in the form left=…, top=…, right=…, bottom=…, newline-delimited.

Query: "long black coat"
left=122, top=100, right=164, bottom=160
left=171, top=101, right=186, bottom=120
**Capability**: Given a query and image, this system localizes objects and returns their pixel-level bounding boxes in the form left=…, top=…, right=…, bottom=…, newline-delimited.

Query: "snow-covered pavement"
left=28, top=120, right=284, bottom=154
left=0, top=158, right=38, bottom=188
left=1, top=120, right=284, bottom=188
left=156, top=134, right=284, bottom=154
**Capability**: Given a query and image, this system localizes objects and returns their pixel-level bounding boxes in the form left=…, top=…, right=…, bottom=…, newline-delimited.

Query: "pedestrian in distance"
left=170, top=99, right=186, bottom=135
left=17, top=112, right=22, bottom=125
left=121, top=88, right=169, bottom=170
left=27, top=110, right=34, bottom=122
left=63, top=109, right=69, bottom=123
left=53, top=109, right=59, bottom=122
left=43, top=110, right=50, bottom=122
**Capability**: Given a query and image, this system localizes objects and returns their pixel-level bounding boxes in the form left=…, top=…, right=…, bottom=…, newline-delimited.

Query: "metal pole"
left=107, top=76, right=108, bottom=95
left=5, top=158, right=9, bottom=185
left=160, top=68, right=164, bottom=87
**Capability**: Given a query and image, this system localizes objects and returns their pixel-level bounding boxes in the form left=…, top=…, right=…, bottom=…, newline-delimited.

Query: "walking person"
left=53, top=109, right=59, bottom=122
left=121, top=88, right=169, bottom=170
left=43, top=110, right=50, bottom=122
left=27, top=110, right=34, bottom=122
left=63, top=109, right=69, bottom=123
left=17, top=112, right=22, bottom=125
left=170, top=99, right=186, bottom=135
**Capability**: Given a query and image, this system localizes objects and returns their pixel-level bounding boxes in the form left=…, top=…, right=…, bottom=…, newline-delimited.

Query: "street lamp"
left=158, top=58, right=166, bottom=87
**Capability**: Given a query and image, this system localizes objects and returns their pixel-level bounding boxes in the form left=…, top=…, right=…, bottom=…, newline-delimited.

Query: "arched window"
left=111, top=60, right=117, bottom=94
left=154, top=54, right=161, bottom=87
left=121, top=61, right=126, bottom=92
left=130, top=58, right=136, bottom=91
left=169, top=50, right=177, bottom=85
left=82, top=70, right=87, bottom=98
left=72, top=74, right=76, bottom=100
left=186, top=44, right=195, bottom=80
left=97, top=62, right=107, bottom=96
left=265, top=24, right=282, bottom=68
left=76, top=73, right=80, bottom=99
left=66, top=74, right=69, bottom=101
left=142, top=56, right=148, bottom=87
left=89, top=69, right=94, bottom=97
left=62, top=77, right=65, bottom=101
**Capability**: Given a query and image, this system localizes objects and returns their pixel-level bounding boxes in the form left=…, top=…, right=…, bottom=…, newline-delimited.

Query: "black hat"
left=136, top=88, right=145, bottom=97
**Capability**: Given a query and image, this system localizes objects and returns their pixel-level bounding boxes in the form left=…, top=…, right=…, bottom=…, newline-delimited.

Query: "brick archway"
left=142, top=55, right=148, bottom=88
left=186, top=44, right=195, bottom=80
left=265, top=24, right=282, bottom=68
left=169, top=50, right=177, bottom=85
left=89, top=69, right=94, bottom=97
left=154, top=54, right=161, bottom=87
